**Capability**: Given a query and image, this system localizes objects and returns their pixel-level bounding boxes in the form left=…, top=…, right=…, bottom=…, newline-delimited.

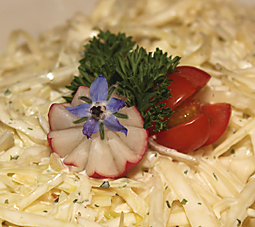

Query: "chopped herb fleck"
left=27, top=127, right=33, bottom=130
left=54, top=197, right=59, bottom=203
left=10, top=155, right=19, bottom=160
left=184, top=170, right=188, bottom=175
left=152, top=151, right=158, bottom=157
left=4, top=199, right=9, bottom=204
left=181, top=198, right=188, bottom=205
left=95, top=204, right=100, bottom=207
left=166, top=200, right=171, bottom=208
left=73, top=199, right=78, bottom=203
left=231, top=149, right=235, bottom=155
left=198, top=202, right=202, bottom=205
left=100, top=181, right=110, bottom=188
left=4, top=89, right=11, bottom=96
left=213, top=173, right=218, bottom=181
left=43, top=210, right=48, bottom=213
left=237, top=219, right=241, bottom=226
left=218, top=36, right=224, bottom=41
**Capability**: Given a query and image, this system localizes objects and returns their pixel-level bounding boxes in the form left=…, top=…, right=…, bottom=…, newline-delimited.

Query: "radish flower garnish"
left=66, top=75, right=127, bottom=139
left=47, top=83, right=148, bottom=178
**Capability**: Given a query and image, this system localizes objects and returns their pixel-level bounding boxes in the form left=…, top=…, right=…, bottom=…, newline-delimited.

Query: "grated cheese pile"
left=0, top=0, right=255, bottom=226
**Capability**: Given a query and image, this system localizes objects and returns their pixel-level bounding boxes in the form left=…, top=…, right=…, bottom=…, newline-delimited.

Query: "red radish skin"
left=47, top=86, right=148, bottom=179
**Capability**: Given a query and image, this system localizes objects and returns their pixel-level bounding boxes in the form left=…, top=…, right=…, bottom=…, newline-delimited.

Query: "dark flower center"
left=91, top=106, right=104, bottom=120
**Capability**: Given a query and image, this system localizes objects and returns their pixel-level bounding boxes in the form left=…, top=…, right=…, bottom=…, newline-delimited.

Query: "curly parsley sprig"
left=64, top=30, right=181, bottom=132
left=64, top=30, right=135, bottom=101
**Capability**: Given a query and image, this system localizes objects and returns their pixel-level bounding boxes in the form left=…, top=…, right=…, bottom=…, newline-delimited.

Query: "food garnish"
left=48, top=75, right=148, bottom=178
left=66, top=74, right=127, bottom=140
left=64, top=30, right=181, bottom=132
left=48, top=30, right=231, bottom=177
left=150, top=66, right=232, bottom=153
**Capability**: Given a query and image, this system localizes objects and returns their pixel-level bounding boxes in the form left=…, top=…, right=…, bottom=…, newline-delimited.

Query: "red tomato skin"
left=202, top=103, right=231, bottom=146
left=162, top=74, right=196, bottom=109
left=152, top=113, right=210, bottom=154
left=148, top=74, right=196, bottom=135
left=173, top=66, right=211, bottom=93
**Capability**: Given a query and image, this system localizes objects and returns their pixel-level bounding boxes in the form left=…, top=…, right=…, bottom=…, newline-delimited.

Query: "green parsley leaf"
left=64, top=30, right=181, bottom=132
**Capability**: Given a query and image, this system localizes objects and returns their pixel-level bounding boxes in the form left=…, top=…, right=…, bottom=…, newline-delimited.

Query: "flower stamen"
left=91, top=106, right=104, bottom=120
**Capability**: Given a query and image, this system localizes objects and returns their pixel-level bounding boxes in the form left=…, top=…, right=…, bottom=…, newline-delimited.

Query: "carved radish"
left=47, top=75, right=148, bottom=178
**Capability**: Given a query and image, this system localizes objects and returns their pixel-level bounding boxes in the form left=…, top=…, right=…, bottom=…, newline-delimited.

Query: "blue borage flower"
left=66, top=75, right=128, bottom=139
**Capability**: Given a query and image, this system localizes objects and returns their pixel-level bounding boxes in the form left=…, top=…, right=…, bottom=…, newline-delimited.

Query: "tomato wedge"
left=149, top=66, right=232, bottom=153
left=172, top=66, right=211, bottom=93
left=166, top=98, right=202, bottom=128
left=162, top=74, right=196, bottom=110
left=202, top=103, right=231, bottom=146
left=152, top=114, right=210, bottom=153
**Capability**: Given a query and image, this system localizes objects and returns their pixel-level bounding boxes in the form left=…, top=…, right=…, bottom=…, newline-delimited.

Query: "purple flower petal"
left=90, top=75, right=108, bottom=103
left=106, top=98, right=126, bottom=113
left=103, top=114, right=127, bottom=136
left=82, top=118, right=100, bottom=139
left=66, top=103, right=91, bottom=117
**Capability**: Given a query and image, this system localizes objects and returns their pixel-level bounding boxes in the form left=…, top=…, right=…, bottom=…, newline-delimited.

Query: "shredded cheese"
left=0, top=0, right=255, bottom=226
